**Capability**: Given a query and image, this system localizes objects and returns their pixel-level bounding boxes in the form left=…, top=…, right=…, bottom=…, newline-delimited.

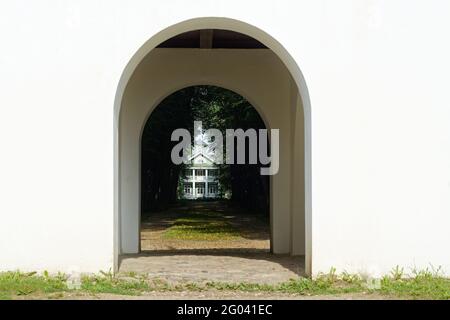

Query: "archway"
left=140, top=85, right=272, bottom=261
left=114, top=18, right=312, bottom=275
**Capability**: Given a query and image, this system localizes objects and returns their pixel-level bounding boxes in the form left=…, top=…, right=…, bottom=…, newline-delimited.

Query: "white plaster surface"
left=0, top=1, right=449, bottom=276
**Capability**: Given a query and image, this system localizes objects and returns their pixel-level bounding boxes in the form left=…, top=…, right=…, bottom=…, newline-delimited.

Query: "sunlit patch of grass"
left=197, top=267, right=450, bottom=299
left=2, top=266, right=450, bottom=300
left=80, top=270, right=149, bottom=296
left=379, top=267, right=450, bottom=300
left=163, top=212, right=240, bottom=240
left=0, top=271, right=68, bottom=299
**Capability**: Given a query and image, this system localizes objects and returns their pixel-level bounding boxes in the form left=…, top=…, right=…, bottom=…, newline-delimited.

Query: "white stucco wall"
left=0, top=0, right=449, bottom=276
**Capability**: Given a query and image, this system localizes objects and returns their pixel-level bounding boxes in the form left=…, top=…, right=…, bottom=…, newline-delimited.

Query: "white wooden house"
left=181, top=153, right=220, bottom=199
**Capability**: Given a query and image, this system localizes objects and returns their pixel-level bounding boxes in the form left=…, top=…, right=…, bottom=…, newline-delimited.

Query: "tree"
left=141, top=86, right=269, bottom=216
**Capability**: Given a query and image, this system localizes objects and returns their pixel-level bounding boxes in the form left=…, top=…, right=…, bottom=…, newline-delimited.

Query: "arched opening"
left=115, top=18, right=311, bottom=277
left=139, top=85, right=272, bottom=259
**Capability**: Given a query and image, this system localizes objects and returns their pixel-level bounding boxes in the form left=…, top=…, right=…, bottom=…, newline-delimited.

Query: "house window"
left=208, top=183, right=218, bottom=194
left=184, top=183, right=193, bottom=194
left=195, top=169, right=205, bottom=176
left=184, top=169, right=192, bottom=177
left=208, top=169, right=218, bottom=177
left=196, top=182, right=205, bottom=194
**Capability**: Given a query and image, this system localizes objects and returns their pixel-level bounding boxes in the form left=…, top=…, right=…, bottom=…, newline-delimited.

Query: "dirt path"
left=57, top=291, right=391, bottom=300
left=140, top=201, right=270, bottom=251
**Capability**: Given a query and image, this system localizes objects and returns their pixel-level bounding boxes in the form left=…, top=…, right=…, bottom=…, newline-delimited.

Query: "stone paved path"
left=119, top=251, right=305, bottom=284
left=119, top=201, right=305, bottom=284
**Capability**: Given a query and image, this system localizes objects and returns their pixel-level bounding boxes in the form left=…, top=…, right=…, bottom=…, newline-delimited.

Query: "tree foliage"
left=141, top=86, right=269, bottom=216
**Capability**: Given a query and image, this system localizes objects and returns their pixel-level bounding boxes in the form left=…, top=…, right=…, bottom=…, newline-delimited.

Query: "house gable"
left=189, top=153, right=216, bottom=167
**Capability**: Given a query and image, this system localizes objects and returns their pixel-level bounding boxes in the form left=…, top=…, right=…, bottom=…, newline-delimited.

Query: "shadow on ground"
left=119, top=200, right=304, bottom=284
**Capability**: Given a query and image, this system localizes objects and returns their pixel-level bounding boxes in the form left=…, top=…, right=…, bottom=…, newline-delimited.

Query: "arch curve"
left=114, top=17, right=311, bottom=121
left=139, top=82, right=273, bottom=141
left=114, top=17, right=312, bottom=276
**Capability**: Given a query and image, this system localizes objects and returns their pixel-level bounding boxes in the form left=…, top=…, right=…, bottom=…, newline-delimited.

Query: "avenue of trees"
left=141, top=86, right=269, bottom=216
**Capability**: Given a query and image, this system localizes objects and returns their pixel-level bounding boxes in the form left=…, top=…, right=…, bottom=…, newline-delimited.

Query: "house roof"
left=189, top=152, right=214, bottom=162
left=187, top=153, right=217, bottom=167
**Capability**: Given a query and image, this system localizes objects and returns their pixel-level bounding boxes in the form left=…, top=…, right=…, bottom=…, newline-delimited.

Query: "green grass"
left=1, top=267, right=449, bottom=300
left=80, top=272, right=149, bottom=296
left=163, top=211, right=240, bottom=240
left=199, top=268, right=450, bottom=299
left=0, top=271, right=68, bottom=300
left=379, top=268, right=450, bottom=300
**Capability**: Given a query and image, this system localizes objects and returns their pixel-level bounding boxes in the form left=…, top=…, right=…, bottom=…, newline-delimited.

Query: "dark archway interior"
left=140, top=85, right=270, bottom=253
left=141, top=86, right=269, bottom=213
left=140, top=30, right=272, bottom=254
left=157, top=29, right=267, bottom=49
